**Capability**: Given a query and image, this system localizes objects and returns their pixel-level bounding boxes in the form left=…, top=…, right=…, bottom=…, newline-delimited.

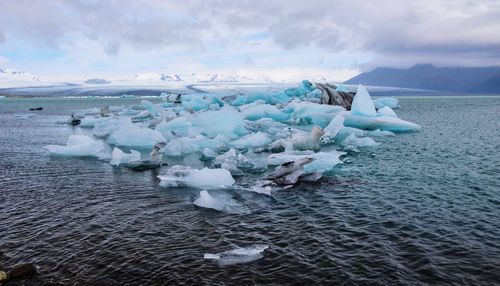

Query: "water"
left=1, top=96, right=499, bottom=285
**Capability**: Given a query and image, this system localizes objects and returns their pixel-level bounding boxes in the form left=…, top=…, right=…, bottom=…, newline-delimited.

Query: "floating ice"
left=140, top=99, right=159, bottom=116
left=268, top=151, right=343, bottom=173
left=344, top=115, right=421, bottom=132
left=341, top=133, right=379, bottom=149
left=271, top=126, right=324, bottom=151
left=230, top=132, right=271, bottom=149
left=284, top=100, right=344, bottom=127
left=323, top=114, right=345, bottom=140
left=192, top=106, right=247, bottom=139
left=351, top=85, right=377, bottom=117
left=194, top=190, right=244, bottom=213
left=204, top=244, right=269, bottom=265
left=158, top=166, right=235, bottom=189
left=44, top=135, right=103, bottom=157
left=164, top=135, right=224, bottom=156
left=108, top=124, right=166, bottom=148
left=373, top=97, right=399, bottom=109
left=377, top=106, right=398, bottom=118
left=241, top=104, right=290, bottom=122
left=110, top=147, right=141, bottom=166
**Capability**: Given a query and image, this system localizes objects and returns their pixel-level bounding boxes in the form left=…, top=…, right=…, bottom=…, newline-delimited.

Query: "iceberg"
left=373, top=97, right=399, bottom=109
left=158, top=166, right=235, bottom=189
left=44, top=135, right=103, bottom=157
left=204, top=244, right=269, bottom=266
left=351, top=85, right=377, bottom=117
left=110, top=147, right=141, bottom=166
left=108, top=124, right=166, bottom=148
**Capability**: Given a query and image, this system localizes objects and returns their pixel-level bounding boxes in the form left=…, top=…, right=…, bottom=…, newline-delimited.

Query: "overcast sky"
left=1, top=0, right=499, bottom=80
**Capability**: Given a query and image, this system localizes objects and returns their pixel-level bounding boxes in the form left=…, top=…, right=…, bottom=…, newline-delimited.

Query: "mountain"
left=345, top=64, right=500, bottom=93
left=133, top=73, right=183, bottom=82
left=0, top=68, right=50, bottom=88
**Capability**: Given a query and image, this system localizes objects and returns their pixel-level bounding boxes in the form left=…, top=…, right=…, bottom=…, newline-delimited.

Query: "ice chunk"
left=344, top=115, right=421, bottom=132
left=110, top=147, right=141, bottom=166
left=336, top=84, right=349, bottom=92
left=192, top=106, right=247, bottom=139
left=108, top=124, right=166, bottom=148
left=93, top=118, right=124, bottom=138
left=373, top=97, right=399, bottom=109
left=158, top=166, right=235, bottom=189
left=44, top=135, right=103, bottom=157
left=230, top=132, right=271, bottom=149
left=249, top=185, right=272, bottom=196
left=79, top=117, right=101, bottom=128
left=377, top=106, right=398, bottom=118
left=204, top=244, right=269, bottom=265
left=341, top=133, right=379, bottom=149
left=155, top=117, right=193, bottom=139
left=164, top=135, right=224, bottom=156
left=194, top=190, right=244, bottom=213
left=213, top=148, right=253, bottom=174
left=271, top=126, right=324, bottom=151
left=240, top=104, right=290, bottom=122
left=140, top=99, right=159, bottom=116
left=284, top=100, right=344, bottom=127
left=323, top=114, right=345, bottom=138
left=351, top=85, right=377, bottom=117
left=268, top=151, right=344, bottom=173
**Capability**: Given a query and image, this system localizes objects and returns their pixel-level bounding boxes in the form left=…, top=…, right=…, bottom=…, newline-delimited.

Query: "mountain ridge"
left=345, top=64, right=500, bottom=93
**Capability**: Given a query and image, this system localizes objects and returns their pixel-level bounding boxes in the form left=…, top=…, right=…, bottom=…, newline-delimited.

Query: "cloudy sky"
left=1, top=0, right=499, bottom=80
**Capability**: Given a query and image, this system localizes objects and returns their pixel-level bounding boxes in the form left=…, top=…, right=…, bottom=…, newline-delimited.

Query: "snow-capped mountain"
left=0, top=68, right=50, bottom=88
left=133, top=73, right=183, bottom=82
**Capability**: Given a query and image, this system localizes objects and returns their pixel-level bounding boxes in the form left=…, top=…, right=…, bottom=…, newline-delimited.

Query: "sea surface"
left=0, top=96, right=499, bottom=285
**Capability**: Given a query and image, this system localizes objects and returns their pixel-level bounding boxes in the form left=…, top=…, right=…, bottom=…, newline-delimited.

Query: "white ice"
left=351, top=85, right=377, bottom=117
left=158, top=166, right=235, bottom=189
left=268, top=151, right=344, bottom=173
left=108, top=124, right=166, bottom=148
left=193, top=190, right=244, bottom=213
left=110, top=147, right=141, bottom=166
left=373, top=97, right=399, bottom=109
left=44, top=135, right=103, bottom=157
left=204, top=244, right=269, bottom=265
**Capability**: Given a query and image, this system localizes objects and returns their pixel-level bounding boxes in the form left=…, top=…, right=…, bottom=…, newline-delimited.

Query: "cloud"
left=1, top=0, right=499, bottom=74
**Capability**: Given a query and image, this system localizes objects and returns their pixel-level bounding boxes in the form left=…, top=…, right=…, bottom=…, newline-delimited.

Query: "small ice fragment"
left=204, top=244, right=269, bottom=265
left=110, top=147, right=141, bottom=166
left=341, top=133, right=379, bottom=148
left=193, top=190, right=244, bottom=213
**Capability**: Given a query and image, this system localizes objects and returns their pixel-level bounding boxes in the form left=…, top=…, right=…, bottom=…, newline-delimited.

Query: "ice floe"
left=44, top=135, right=103, bottom=157
left=158, top=166, right=235, bottom=189
left=204, top=244, right=269, bottom=265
